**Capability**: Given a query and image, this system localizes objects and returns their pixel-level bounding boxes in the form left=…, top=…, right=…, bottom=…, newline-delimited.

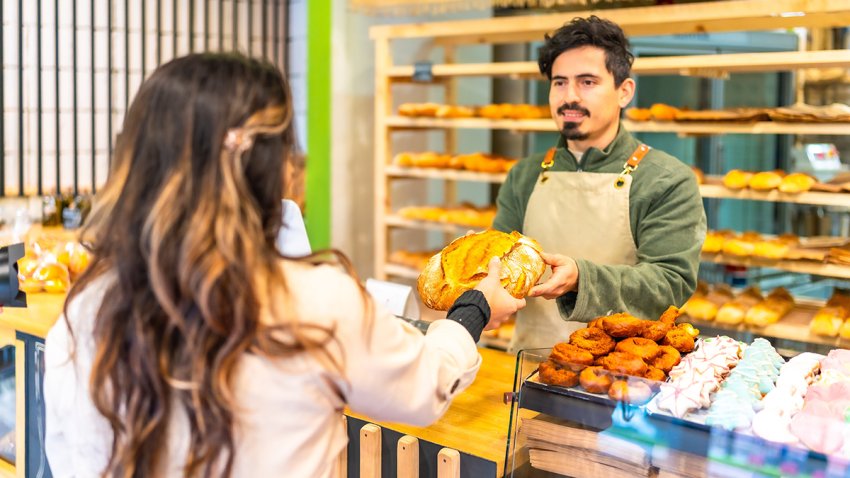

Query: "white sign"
left=365, top=279, right=420, bottom=320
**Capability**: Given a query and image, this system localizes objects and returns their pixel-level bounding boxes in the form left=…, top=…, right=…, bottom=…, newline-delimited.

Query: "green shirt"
left=493, top=124, right=707, bottom=322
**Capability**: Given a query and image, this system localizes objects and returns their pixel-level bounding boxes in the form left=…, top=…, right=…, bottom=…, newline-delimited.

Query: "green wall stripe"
left=306, top=0, right=332, bottom=250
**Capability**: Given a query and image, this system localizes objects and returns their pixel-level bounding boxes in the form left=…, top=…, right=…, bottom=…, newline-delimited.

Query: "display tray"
left=518, top=372, right=840, bottom=476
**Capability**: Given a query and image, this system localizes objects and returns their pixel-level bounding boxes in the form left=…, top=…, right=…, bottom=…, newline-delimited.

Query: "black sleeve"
left=446, top=289, right=491, bottom=342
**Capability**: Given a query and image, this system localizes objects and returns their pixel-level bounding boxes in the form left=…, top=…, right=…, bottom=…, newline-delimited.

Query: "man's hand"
left=528, top=252, right=579, bottom=300
left=475, top=257, right=526, bottom=330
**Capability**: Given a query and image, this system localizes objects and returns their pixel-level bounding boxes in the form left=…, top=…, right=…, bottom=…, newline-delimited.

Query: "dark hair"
left=65, top=52, right=339, bottom=478
left=538, top=15, right=634, bottom=86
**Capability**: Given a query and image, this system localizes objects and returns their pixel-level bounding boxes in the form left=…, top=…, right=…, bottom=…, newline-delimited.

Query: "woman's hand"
left=475, top=257, right=526, bottom=330
left=528, top=252, right=579, bottom=300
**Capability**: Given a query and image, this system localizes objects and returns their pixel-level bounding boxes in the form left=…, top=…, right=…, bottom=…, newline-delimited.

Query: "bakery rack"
left=371, top=0, right=850, bottom=347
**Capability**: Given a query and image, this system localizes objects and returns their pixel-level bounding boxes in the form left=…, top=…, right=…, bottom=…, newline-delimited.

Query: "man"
left=493, top=16, right=706, bottom=352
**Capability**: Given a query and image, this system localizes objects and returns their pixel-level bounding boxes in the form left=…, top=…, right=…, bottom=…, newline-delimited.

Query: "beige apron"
left=508, top=144, right=649, bottom=353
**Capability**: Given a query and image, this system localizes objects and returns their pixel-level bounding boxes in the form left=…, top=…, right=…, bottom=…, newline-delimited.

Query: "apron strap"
left=540, top=147, right=557, bottom=183
left=615, top=143, right=651, bottom=189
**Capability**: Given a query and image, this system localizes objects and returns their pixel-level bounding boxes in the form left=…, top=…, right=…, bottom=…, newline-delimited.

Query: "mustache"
left=557, top=103, right=590, bottom=117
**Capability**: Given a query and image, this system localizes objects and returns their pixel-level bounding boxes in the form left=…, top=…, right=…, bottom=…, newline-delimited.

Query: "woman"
left=44, top=53, right=524, bottom=477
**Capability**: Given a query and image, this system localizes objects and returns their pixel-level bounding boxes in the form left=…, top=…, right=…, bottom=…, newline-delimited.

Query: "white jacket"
left=44, top=260, right=481, bottom=477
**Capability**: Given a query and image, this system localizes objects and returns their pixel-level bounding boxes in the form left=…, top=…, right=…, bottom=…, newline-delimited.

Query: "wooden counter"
left=346, top=347, right=517, bottom=475
left=0, top=292, right=65, bottom=340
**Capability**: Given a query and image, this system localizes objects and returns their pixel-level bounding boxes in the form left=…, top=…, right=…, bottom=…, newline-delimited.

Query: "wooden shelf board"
left=384, top=263, right=420, bottom=280
left=699, top=180, right=850, bottom=207
left=370, top=0, right=850, bottom=43
left=385, top=215, right=485, bottom=234
left=386, top=165, right=508, bottom=183
left=388, top=50, right=850, bottom=80
left=701, top=252, right=850, bottom=279
left=386, top=116, right=850, bottom=135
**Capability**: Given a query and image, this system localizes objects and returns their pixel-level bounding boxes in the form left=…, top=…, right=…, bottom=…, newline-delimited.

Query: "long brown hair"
left=65, top=53, right=330, bottom=477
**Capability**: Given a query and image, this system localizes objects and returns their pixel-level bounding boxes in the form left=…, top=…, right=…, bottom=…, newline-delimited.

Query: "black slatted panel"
left=218, top=0, right=223, bottom=50
left=37, top=0, right=42, bottom=195
left=189, top=0, right=195, bottom=52
left=73, top=0, right=78, bottom=194
left=261, top=0, right=267, bottom=60
left=232, top=0, right=237, bottom=50
left=108, top=0, right=113, bottom=164
left=204, top=0, right=209, bottom=51
left=55, top=0, right=60, bottom=192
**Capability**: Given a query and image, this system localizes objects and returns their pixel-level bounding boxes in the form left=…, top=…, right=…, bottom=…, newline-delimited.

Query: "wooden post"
left=443, top=44, right=458, bottom=246
left=360, top=423, right=382, bottom=478
left=334, top=416, right=348, bottom=478
left=373, top=37, right=393, bottom=280
left=397, top=435, right=419, bottom=478
left=437, top=448, right=460, bottom=478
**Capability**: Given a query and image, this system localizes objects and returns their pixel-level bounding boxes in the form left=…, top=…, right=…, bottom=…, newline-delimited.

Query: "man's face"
left=548, top=46, right=634, bottom=147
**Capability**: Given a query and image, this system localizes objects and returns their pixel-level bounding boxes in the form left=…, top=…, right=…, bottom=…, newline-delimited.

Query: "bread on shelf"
left=649, top=103, right=679, bottom=121
left=722, top=169, right=754, bottom=190
left=625, top=107, right=652, bottom=121
left=702, top=230, right=735, bottom=254
left=779, top=172, right=817, bottom=194
left=681, top=282, right=734, bottom=321
left=715, top=286, right=763, bottom=325
left=749, top=170, right=785, bottom=191
left=745, top=287, right=795, bottom=327
left=809, top=288, right=850, bottom=337
left=398, top=102, right=440, bottom=117
left=721, top=231, right=761, bottom=257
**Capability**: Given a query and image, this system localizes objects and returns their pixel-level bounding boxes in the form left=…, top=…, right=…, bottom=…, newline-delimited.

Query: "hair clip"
left=224, top=128, right=254, bottom=154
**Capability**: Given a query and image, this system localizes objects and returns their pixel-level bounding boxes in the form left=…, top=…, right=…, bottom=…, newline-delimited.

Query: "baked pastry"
left=721, top=231, right=761, bottom=257
left=579, top=366, right=613, bottom=394
left=550, top=342, right=595, bottom=371
left=600, top=312, right=645, bottom=338
left=615, top=337, right=661, bottom=362
left=538, top=360, right=579, bottom=388
left=723, top=169, right=754, bottom=190
left=625, top=107, right=652, bottom=121
left=569, top=327, right=616, bottom=357
left=749, top=170, right=784, bottom=191
left=649, top=103, right=679, bottom=121
left=393, top=152, right=415, bottom=167
left=435, top=105, right=475, bottom=119
left=417, top=230, right=545, bottom=311
left=398, top=103, right=439, bottom=117
left=779, top=172, right=816, bottom=193
left=810, top=289, right=850, bottom=337
left=608, top=380, right=653, bottom=405
left=745, top=287, right=795, bottom=327
left=692, top=166, right=705, bottom=185
left=682, top=283, right=733, bottom=321
left=702, top=230, right=734, bottom=254
left=411, top=152, right=452, bottom=168
left=715, top=286, right=763, bottom=325
left=33, top=262, right=71, bottom=294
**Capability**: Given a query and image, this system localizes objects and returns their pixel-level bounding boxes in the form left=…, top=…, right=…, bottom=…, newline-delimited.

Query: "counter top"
left=346, top=347, right=517, bottom=473
left=0, top=292, right=65, bottom=338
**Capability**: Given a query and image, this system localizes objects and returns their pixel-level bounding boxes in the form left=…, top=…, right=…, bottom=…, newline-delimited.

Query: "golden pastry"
left=745, top=287, right=794, bottom=327
left=649, top=103, right=679, bottom=121
left=779, top=173, right=816, bottom=194
left=625, top=107, right=652, bottom=121
left=715, top=286, right=762, bottom=325
left=723, top=169, right=754, bottom=190
left=749, top=170, right=784, bottom=191
left=417, top=230, right=545, bottom=311
left=702, top=230, right=734, bottom=254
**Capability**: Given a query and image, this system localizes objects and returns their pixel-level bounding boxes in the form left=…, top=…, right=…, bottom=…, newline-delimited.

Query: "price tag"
left=365, top=278, right=420, bottom=320
left=412, top=62, right=434, bottom=83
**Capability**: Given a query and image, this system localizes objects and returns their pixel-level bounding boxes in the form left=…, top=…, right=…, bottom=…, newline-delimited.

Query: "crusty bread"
left=417, top=230, right=546, bottom=311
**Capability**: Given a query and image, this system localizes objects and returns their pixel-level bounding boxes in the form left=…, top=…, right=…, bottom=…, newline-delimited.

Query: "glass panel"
left=0, top=344, right=15, bottom=466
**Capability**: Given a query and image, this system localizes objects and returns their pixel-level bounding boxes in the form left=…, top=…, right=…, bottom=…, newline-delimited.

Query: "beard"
left=561, top=122, right=590, bottom=141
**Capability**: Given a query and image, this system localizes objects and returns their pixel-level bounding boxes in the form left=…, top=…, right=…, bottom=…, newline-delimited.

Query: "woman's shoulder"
left=276, top=258, right=367, bottom=322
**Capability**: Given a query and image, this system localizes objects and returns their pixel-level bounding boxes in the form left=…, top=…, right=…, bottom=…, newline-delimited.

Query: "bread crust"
left=417, top=230, right=546, bottom=310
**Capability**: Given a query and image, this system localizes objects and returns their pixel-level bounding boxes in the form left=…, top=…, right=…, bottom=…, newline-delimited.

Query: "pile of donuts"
left=537, top=306, right=699, bottom=405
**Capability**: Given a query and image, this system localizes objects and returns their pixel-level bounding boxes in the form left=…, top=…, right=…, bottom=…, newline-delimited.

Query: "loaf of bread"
left=417, top=230, right=545, bottom=311
left=722, top=169, right=753, bottom=190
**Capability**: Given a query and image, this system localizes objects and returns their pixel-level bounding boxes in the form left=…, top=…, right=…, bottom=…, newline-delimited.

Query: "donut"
left=652, top=345, right=682, bottom=373
left=615, top=337, right=661, bottom=362
left=587, top=317, right=604, bottom=329
left=601, top=313, right=645, bottom=338
left=677, top=322, right=700, bottom=338
left=579, top=366, right=613, bottom=394
left=662, top=328, right=696, bottom=353
left=549, top=342, right=595, bottom=371
left=658, top=305, right=681, bottom=324
left=538, top=360, right=579, bottom=387
left=608, top=379, right=653, bottom=405
left=598, top=352, right=648, bottom=377
left=644, top=366, right=666, bottom=382
left=570, top=328, right=616, bottom=357
left=640, top=320, right=672, bottom=342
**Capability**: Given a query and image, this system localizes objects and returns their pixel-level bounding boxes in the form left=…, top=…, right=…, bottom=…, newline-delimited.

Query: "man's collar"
left=557, top=122, right=636, bottom=168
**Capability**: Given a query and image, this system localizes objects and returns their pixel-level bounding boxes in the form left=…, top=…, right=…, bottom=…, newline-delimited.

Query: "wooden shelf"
left=388, top=50, right=850, bottom=81
left=387, top=116, right=850, bottom=135
left=384, top=263, right=420, bottom=280
left=701, top=252, right=850, bottom=279
left=386, top=165, right=507, bottom=183
left=385, top=215, right=485, bottom=234
left=370, top=0, right=850, bottom=44
left=700, top=180, right=850, bottom=207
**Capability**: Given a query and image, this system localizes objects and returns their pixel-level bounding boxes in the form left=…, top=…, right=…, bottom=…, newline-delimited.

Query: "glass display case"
left=505, top=341, right=850, bottom=478
left=0, top=344, right=14, bottom=469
